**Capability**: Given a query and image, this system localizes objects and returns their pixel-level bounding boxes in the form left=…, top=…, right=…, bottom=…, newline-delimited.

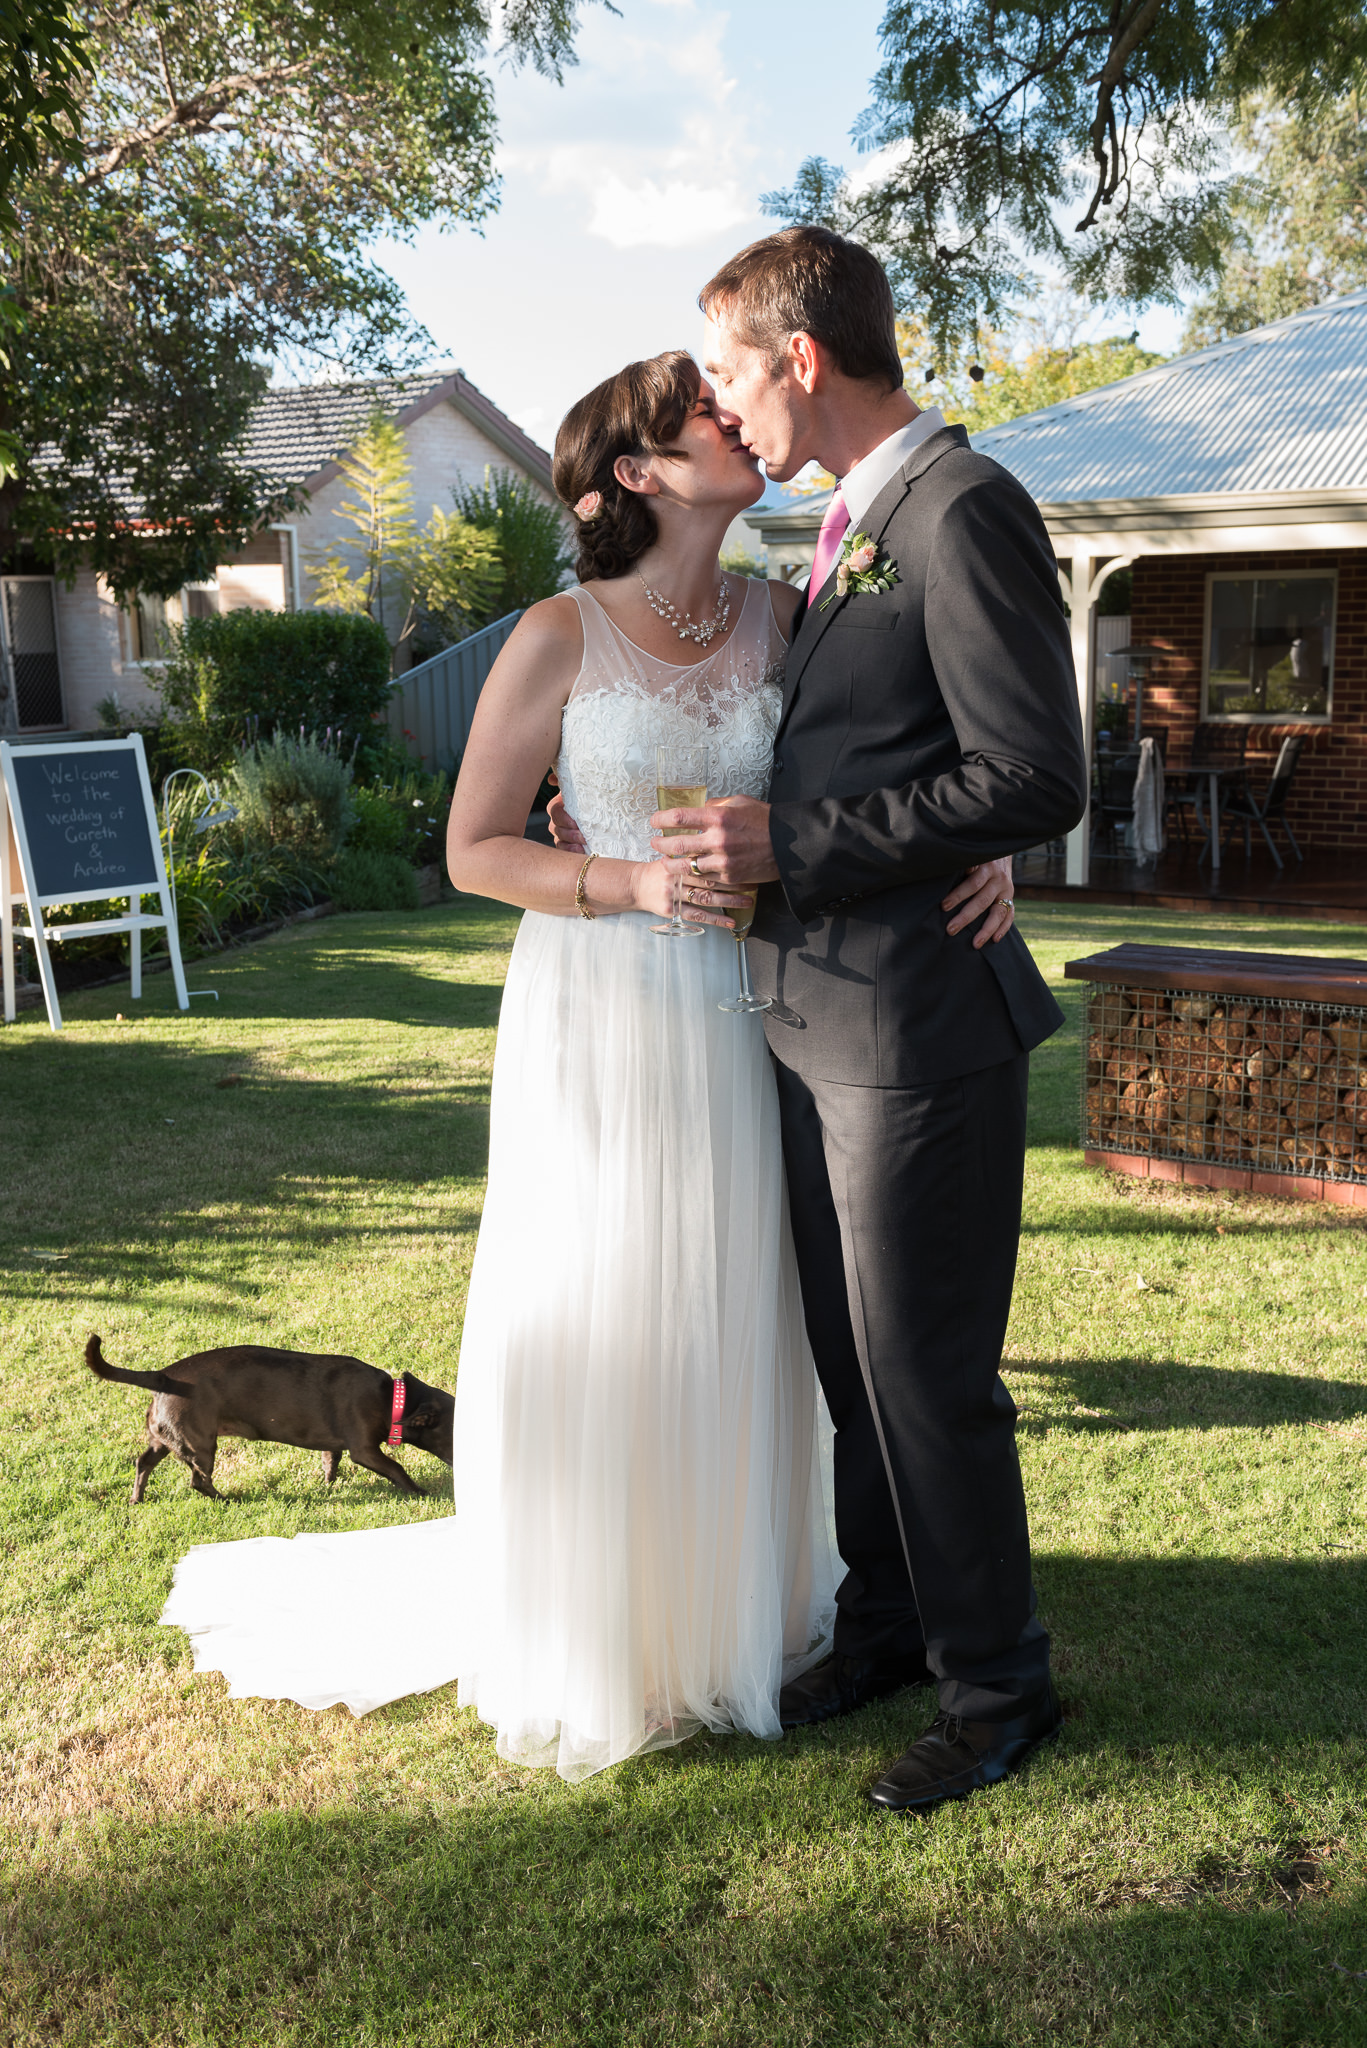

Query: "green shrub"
left=158, top=610, right=393, bottom=773
left=452, top=468, right=574, bottom=617
left=329, top=847, right=421, bottom=912
left=229, top=732, right=355, bottom=863
left=719, top=544, right=767, bottom=579
left=346, top=768, right=450, bottom=868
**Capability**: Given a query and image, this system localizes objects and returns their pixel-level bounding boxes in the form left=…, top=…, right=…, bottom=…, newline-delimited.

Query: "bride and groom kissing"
left=161, top=226, right=1088, bottom=1812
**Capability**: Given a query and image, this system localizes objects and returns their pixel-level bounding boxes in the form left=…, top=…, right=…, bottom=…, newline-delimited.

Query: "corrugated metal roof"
left=970, top=290, right=1367, bottom=503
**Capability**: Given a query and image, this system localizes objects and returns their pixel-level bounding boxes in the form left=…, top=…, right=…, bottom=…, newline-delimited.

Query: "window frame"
left=1200, top=566, right=1336, bottom=726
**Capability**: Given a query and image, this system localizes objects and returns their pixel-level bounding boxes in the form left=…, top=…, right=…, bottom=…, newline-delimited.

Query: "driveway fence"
left=386, top=610, right=523, bottom=772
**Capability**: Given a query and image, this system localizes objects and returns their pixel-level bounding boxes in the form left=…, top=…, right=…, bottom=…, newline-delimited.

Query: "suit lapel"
left=775, top=426, right=969, bottom=740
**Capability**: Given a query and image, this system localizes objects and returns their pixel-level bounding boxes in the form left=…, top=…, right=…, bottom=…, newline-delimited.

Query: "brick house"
left=971, top=293, right=1367, bottom=883
left=2, top=368, right=555, bottom=736
left=745, top=293, right=1367, bottom=885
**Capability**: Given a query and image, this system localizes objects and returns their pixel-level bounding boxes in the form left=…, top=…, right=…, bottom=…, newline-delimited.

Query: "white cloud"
left=500, top=1, right=757, bottom=249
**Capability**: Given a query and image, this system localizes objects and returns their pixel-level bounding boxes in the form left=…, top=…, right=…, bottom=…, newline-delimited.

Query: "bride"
left=161, top=349, right=838, bottom=1782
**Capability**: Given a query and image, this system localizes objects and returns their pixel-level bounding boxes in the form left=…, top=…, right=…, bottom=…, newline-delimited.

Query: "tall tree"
left=0, top=0, right=94, bottom=484
left=307, top=412, right=502, bottom=663
left=1, top=0, right=598, bottom=607
left=1183, top=90, right=1367, bottom=346
left=764, top=0, right=1367, bottom=347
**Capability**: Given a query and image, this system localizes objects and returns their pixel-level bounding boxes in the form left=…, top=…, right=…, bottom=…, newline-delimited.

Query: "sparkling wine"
left=653, top=744, right=709, bottom=940
left=730, top=889, right=757, bottom=941
left=656, top=783, right=707, bottom=833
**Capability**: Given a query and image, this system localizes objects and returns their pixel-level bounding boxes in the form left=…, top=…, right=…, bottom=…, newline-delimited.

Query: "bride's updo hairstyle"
left=553, top=349, right=701, bottom=583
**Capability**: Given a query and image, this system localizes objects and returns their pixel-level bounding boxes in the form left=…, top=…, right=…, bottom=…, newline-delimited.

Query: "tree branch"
left=78, top=60, right=318, bottom=182
left=1078, top=0, right=1167, bottom=229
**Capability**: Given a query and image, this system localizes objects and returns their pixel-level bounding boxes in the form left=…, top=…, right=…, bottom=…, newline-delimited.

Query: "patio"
left=1014, top=842, right=1367, bottom=923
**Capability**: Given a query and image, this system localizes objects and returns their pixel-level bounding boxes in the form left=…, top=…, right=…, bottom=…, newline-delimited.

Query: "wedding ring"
left=997, top=896, right=1014, bottom=909
left=689, top=859, right=705, bottom=879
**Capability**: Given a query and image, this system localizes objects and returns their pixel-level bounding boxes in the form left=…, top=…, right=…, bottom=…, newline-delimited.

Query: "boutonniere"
left=819, top=531, right=900, bottom=610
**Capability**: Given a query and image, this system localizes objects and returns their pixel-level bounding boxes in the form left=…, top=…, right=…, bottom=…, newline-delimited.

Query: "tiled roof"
left=970, top=290, right=1367, bottom=505
left=244, top=369, right=554, bottom=493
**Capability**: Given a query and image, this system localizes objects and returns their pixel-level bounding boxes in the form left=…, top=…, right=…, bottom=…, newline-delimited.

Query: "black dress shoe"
left=868, top=1687, right=1063, bottom=1813
left=779, top=1652, right=931, bottom=1732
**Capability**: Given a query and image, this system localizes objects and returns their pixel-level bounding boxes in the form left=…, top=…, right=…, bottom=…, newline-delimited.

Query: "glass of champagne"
left=717, top=886, right=772, bottom=1013
left=652, top=742, right=709, bottom=939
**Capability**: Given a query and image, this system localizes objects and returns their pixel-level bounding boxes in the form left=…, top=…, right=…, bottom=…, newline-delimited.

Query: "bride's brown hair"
left=553, top=349, right=701, bottom=583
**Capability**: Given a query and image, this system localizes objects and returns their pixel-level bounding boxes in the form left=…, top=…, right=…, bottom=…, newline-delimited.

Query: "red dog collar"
left=388, top=1376, right=407, bottom=1446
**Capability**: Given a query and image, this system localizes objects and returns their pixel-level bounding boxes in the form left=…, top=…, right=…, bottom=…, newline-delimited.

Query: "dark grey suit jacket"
left=748, top=424, right=1087, bottom=1087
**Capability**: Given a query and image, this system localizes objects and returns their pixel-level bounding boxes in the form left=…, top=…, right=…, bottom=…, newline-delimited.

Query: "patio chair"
left=1218, top=735, right=1306, bottom=870
left=1090, top=747, right=1143, bottom=857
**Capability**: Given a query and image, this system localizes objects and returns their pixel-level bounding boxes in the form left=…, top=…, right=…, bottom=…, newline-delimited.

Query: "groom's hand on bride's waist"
left=545, top=789, right=586, bottom=854
left=650, top=795, right=780, bottom=887
left=942, top=856, right=1017, bottom=947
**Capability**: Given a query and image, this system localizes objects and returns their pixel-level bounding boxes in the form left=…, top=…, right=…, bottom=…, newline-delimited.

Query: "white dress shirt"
left=837, top=408, right=947, bottom=531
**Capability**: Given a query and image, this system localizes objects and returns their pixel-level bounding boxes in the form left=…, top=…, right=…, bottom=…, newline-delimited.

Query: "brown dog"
left=86, top=1334, right=454, bottom=1502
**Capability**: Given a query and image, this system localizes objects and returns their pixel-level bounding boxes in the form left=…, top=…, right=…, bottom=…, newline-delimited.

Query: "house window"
left=1202, top=570, right=1334, bottom=722
left=126, top=591, right=181, bottom=664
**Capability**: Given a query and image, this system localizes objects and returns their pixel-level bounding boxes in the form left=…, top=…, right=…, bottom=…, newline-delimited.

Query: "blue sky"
left=373, top=0, right=1185, bottom=458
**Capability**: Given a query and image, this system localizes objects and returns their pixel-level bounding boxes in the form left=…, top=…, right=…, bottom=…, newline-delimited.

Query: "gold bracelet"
left=575, top=852, right=599, bottom=920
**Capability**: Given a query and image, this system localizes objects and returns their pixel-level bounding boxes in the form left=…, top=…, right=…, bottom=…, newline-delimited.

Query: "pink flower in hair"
left=574, top=491, right=603, bottom=521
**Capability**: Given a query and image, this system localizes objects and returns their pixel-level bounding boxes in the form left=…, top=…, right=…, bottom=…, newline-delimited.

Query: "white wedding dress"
left=161, top=578, right=837, bottom=1782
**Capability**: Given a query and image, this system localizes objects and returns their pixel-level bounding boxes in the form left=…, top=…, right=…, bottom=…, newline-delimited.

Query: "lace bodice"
left=556, top=580, right=786, bottom=861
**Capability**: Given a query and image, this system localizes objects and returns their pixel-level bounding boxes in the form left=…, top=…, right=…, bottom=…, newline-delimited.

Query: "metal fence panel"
left=386, top=611, right=522, bottom=771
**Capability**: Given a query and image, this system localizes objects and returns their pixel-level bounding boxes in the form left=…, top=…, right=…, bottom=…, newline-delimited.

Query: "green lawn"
left=2, top=899, right=1365, bottom=2048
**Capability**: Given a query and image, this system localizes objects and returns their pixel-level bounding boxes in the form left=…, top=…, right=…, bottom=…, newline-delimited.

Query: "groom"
left=668, top=226, right=1087, bottom=1813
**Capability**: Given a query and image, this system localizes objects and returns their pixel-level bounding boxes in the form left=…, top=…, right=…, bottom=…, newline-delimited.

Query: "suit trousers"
left=772, top=1051, right=1051, bottom=1721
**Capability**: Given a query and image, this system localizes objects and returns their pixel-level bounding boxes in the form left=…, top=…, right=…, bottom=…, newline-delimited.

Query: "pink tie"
left=807, top=486, right=850, bottom=608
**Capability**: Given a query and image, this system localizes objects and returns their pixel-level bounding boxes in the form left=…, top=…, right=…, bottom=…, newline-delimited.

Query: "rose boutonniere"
left=819, top=530, right=900, bottom=610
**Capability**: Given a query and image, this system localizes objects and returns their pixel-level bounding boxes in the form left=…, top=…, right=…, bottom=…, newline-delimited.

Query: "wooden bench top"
left=1063, top=942, right=1367, bottom=1006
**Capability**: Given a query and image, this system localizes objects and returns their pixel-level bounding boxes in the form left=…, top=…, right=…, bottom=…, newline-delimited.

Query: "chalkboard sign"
left=8, top=742, right=160, bottom=898
left=2, top=735, right=188, bottom=1032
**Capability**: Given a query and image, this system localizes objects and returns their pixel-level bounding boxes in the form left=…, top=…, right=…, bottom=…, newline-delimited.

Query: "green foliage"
left=895, top=308, right=1165, bottom=435
left=1, top=0, right=600, bottom=597
left=763, top=1, right=1367, bottom=346
left=402, top=508, right=504, bottom=651
left=347, top=768, right=451, bottom=868
left=1183, top=89, right=1367, bottom=347
left=228, top=733, right=355, bottom=865
left=719, top=544, right=768, bottom=579
left=309, top=416, right=504, bottom=662
left=157, top=610, right=393, bottom=771
left=307, top=411, right=420, bottom=632
left=0, top=0, right=92, bottom=230
left=329, top=845, right=423, bottom=911
left=451, top=466, right=574, bottom=615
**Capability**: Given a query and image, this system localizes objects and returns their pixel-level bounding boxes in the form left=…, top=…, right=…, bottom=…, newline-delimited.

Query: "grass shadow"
left=1006, top=1357, right=1367, bottom=1433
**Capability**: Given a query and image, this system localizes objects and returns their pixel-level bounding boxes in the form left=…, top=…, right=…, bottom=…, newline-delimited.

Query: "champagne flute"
left=717, top=886, right=772, bottom=1013
left=652, top=741, right=709, bottom=939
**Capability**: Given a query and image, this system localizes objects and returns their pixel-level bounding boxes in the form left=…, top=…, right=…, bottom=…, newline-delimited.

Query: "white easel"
left=1, top=734, right=189, bottom=1032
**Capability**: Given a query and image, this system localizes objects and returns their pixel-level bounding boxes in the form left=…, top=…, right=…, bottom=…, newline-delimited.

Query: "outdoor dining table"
left=1184, top=761, right=1247, bottom=873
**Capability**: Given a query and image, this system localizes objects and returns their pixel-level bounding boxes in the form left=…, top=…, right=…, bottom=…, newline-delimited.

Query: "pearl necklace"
left=636, top=570, right=732, bottom=648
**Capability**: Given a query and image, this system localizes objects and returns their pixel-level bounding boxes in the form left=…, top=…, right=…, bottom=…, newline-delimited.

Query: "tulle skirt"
left=161, top=909, right=837, bottom=1782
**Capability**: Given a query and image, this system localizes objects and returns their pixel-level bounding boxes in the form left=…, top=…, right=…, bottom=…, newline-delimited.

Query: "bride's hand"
left=631, top=859, right=755, bottom=932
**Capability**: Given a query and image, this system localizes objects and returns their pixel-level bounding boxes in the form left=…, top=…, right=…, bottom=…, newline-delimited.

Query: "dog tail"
left=85, top=1334, right=192, bottom=1396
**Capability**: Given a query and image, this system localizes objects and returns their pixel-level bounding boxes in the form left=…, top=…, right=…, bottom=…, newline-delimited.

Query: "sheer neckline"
left=576, top=577, right=760, bottom=671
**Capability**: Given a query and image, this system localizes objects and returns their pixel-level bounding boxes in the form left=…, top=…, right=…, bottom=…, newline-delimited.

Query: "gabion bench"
left=1066, top=943, right=1367, bottom=1207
